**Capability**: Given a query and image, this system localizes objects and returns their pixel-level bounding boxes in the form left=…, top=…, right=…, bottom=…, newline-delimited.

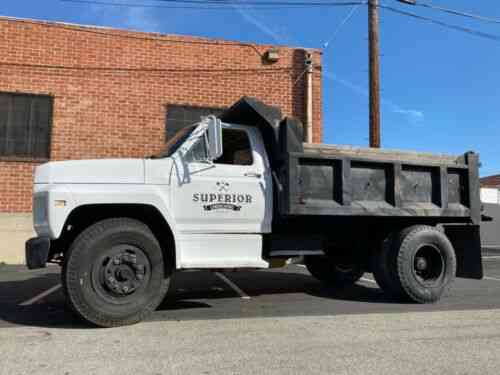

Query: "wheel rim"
left=412, top=244, right=445, bottom=287
left=91, top=244, right=151, bottom=304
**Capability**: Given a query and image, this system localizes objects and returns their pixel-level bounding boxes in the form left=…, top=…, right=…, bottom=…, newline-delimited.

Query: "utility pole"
left=368, top=0, right=381, bottom=148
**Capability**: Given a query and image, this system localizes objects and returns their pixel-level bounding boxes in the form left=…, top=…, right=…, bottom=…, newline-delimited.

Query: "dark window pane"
left=0, top=96, right=9, bottom=155
left=165, top=104, right=223, bottom=140
left=9, top=96, right=28, bottom=155
left=215, top=129, right=253, bottom=166
left=0, top=93, right=53, bottom=158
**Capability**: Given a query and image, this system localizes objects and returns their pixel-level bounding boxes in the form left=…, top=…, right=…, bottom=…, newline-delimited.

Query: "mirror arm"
left=203, top=133, right=211, bottom=161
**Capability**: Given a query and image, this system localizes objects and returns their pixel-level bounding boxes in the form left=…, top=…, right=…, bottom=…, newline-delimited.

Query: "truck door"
left=172, top=124, right=272, bottom=235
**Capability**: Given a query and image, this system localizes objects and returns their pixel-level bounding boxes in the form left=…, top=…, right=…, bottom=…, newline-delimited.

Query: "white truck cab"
left=31, top=117, right=273, bottom=271
left=26, top=97, right=484, bottom=327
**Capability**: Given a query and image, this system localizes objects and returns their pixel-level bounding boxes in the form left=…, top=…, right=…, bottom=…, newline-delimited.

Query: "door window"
left=215, top=129, right=253, bottom=166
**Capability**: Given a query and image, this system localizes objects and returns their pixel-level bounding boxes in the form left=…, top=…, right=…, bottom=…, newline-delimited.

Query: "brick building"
left=0, top=16, right=322, bottom=262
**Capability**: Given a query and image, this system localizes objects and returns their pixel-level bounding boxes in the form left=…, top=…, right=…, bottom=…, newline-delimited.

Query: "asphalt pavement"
left=1, top=255, right=500, bottom=374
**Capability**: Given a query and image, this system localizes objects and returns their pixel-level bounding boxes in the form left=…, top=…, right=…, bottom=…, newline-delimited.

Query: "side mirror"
left=207, top=116, right=223, bottom=161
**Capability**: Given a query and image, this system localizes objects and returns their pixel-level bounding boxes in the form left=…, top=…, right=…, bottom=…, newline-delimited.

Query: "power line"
left=0, top=61, right=302, bottom=74
left=61, top=0, right=366, bottom=9
left=151, top=0, right=364, bottom=5
left=380, top=5, right=500, bottom=42
left=323, top=3, right=363, bottom=48
left=60, top=0, right=309, bottom=9
left=394, top=0, right=500, bottom=25
left=60, top=0, right=257, bottom=9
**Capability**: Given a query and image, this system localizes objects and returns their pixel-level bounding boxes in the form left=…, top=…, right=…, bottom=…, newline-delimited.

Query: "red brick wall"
left=0, top=17, right=322, bottom=212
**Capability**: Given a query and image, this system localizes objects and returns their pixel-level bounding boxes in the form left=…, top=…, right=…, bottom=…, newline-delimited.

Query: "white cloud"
left=231, top=3, right=294, bottom=45
left=393, top=108, right=424, bottom=122
left=323, top=70, right=424, bottom=125
left=87, top=3, right=160, bottom=32
left=123, top=7, right=160, bottom=32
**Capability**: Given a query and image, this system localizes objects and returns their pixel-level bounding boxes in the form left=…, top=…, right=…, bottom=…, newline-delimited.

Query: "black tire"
left=62, top=218, right=170, bottom=327
left=305, top=255, right=364, bottom=287
left=373, top=225, right=456, bottom=303
left=372, top=232, right=401, bottom=298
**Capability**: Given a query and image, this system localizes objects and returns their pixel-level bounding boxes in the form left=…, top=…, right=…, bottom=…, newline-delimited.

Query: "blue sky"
left=1, top=1, right=500, bottom=176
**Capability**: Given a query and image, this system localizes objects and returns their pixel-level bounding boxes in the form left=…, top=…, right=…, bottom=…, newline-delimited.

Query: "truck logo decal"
left=216, top=181, right=230, bottom=192
left=203, top=203, right=241, bottom=211
left=192, top=181, right=253, bottom=211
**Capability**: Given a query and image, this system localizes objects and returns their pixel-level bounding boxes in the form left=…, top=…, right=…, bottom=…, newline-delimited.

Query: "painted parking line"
left=484, top=276, right=500, bottom=282
left=360, top=277, right=377, bottom=284
left=214, top=272, right=251, bottom=300
left=19, top=284, right=62, bottom=306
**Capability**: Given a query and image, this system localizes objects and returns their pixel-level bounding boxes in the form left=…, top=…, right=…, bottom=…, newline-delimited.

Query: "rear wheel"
left=372, top=225, right=456, bottom=303
left=305, top=254, right=364, bottom=287
left=62, top=218, right=170, bottom=327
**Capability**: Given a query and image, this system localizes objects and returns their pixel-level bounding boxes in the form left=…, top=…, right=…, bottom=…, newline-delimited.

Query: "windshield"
left=151, top=125, right=197, bottom=158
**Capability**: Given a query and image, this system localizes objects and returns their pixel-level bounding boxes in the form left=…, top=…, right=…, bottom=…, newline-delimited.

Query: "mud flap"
left=444, top=224, right=483, bottom=279
left=25, top=237, right=50, bottom=270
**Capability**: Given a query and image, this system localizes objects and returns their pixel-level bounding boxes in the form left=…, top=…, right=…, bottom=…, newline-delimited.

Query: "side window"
left=215, top=129, right=253, bottom=166
left=185, top=136, right=208, bottom=163
left=0, top=92, right=53, bottom=159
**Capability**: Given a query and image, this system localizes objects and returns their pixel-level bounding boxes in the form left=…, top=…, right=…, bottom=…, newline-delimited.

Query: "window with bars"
left=0, top=93, right=53, bottom=159
left=165, top=104, right=224, bottom=140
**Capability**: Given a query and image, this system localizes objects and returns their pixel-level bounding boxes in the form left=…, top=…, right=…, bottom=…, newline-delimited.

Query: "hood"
left=35, top=159, right=145, bottom=184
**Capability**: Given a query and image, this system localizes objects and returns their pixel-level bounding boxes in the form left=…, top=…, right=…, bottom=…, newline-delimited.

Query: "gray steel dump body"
left=279, top=143, right=481, bottom=224
left=219, top=96, right=481, bottom=225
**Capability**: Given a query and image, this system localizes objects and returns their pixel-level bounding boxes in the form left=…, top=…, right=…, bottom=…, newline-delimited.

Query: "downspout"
left=305, top=51, right=314, bottom=143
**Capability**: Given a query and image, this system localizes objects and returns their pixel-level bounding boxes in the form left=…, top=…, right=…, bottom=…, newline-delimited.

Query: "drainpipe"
left=305, top=52, right=314, bottom=143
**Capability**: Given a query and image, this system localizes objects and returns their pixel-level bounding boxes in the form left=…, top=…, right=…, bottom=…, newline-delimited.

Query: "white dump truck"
left=26, top=97, right=484, bottom=327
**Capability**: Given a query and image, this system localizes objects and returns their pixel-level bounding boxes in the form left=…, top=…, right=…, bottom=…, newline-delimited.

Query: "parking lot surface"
left=1, top=252, right=500, bottom=374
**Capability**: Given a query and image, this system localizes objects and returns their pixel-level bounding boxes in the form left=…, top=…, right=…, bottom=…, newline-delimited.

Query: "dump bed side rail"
left=279, top=146, right=481, bottom=223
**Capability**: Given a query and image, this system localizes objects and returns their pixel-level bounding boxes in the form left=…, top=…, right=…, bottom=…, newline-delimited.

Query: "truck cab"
left=154, top=119, right=273, bottom=269
left=26, top=97, right=484, bottom=327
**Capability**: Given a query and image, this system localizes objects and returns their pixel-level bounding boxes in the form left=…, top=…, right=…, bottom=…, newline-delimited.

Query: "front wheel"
left=62, top=218, right=170, bottom=327
left=305, top=255, right=364, bottom=287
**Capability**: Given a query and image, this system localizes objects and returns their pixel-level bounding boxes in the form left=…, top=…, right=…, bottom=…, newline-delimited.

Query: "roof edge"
left=0, top=15, right=322, bottom=53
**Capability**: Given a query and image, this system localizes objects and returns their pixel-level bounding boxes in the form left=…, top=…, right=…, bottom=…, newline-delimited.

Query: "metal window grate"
left=165, top=104, right=224, bottom=141
left=0, top=93, right=53, bottom=159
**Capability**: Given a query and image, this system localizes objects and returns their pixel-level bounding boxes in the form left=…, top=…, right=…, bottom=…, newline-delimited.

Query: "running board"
left=268, top=250, right=325, bottom=257
left=264, top=235, right=325, bottom=258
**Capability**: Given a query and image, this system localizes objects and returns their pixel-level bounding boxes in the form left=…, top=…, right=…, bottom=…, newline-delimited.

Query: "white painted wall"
left=481, top=188, right=500, bottom=204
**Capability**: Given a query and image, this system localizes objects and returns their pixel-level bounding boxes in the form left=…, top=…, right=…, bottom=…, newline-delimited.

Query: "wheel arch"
left=50, top=203, right=177, bottom=274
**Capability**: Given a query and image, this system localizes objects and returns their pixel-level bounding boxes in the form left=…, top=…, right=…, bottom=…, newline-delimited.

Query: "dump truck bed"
left=279, top=143, right=481, bottom=223
left=217, top=96, right=481, bottom=224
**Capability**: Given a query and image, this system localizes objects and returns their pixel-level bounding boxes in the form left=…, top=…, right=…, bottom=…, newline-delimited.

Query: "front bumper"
left=25, top=237, right=51, bottom=270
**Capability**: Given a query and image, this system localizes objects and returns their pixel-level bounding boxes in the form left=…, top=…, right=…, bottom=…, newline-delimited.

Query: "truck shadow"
left=0, top=272, right=87, bottom=329
left=0, top=268, right=406, bottom=329
left=162, top=269, right=401, bottom=306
